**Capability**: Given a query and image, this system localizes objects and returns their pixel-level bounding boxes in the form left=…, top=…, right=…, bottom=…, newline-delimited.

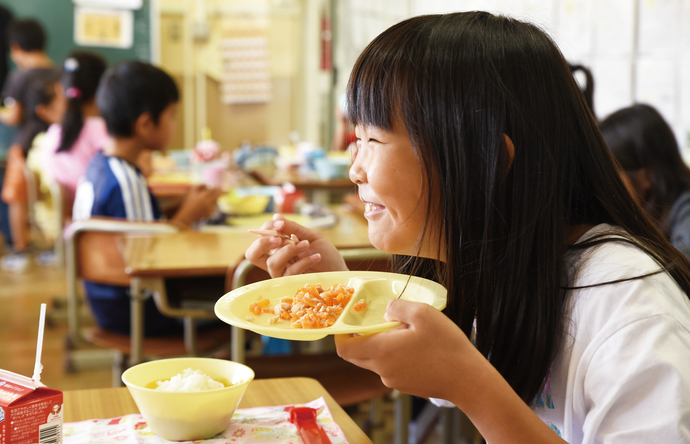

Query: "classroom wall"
left=157, top=0, right=325, bottom=153
left=334, top=0, right=690, bottom=155
left=1, top=0, right=152, bottom=65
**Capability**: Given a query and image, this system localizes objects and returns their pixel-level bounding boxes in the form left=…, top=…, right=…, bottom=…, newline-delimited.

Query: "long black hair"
left=346, top=11, right=690, bottom=405
left=569, top=63, right=596, bottom=121
left=17, top=68, right=60, bottom=156
left=56, top=51, right=107, bottom=153
left=600, top=103, right=690, bottom=231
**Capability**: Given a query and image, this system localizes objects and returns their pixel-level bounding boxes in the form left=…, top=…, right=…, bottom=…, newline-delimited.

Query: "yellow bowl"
left=217, top=192, right=270, bottom=215
left=121, top=357, right=254, bottom=441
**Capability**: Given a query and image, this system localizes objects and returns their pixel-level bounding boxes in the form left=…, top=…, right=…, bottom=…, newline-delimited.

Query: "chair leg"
left=367, top=398, right=387, bottom=444
left=393, top=391, right=411, bottom=444
left=112, top=351, right=125, bottom=387
left=184, top=317, right=197, bottom=355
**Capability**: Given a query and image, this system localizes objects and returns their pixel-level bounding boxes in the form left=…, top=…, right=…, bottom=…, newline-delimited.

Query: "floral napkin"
left=63, top=397, right=349, bottom=443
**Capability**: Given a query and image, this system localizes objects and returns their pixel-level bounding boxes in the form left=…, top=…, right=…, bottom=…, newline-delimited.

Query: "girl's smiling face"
left=350, top=122, right=438, bottom=258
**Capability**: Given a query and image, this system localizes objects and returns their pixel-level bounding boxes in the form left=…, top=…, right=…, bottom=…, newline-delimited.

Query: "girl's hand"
left=244, top=214, right=348, bottom=277
left=335, top=299, right=483, bottom=402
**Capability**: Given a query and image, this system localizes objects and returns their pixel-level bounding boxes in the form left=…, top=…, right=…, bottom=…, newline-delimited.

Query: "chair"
left=226, top=248, right=412, bottom=444
left=64, top=218, right=232, bottom=385
left=22, top=165, right=69, bottom=268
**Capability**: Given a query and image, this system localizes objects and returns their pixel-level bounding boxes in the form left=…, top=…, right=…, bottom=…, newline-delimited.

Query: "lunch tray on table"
left=63, top=397, right=347, bottom=444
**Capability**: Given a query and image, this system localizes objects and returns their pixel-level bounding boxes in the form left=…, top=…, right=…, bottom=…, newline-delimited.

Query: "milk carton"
left=0, top=369, right=63, bottom=444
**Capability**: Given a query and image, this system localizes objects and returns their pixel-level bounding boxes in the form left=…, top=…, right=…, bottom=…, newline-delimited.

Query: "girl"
left=40, top=51, right=107, bottom=210
left=1, top=69, right=65, bottom=270
left=245, top=12, right=690, bottom=443
left=600, top=104, right=690, bottom=260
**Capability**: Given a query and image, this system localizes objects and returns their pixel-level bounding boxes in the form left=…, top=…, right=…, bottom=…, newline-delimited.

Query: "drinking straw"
left=32, top=303, right=47, bottom=385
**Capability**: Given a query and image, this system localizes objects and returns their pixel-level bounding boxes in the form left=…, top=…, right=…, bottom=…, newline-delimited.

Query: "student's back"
left=41, top=51, right=108, bottom=208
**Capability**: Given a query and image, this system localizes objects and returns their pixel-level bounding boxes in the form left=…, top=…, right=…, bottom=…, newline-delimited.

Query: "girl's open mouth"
left=364, top=202, right=386, bottom=216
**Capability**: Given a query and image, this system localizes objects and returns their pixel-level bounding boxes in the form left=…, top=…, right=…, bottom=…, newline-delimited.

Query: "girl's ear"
left=503, top=134, right=515, bottom=169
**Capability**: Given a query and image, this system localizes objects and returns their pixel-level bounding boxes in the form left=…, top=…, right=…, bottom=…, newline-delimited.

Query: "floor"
left=0, top=254, right=482, bottom=443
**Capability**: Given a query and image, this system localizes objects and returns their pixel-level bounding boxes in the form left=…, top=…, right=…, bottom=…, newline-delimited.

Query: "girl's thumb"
left=383, top=298, right=414, bottom=323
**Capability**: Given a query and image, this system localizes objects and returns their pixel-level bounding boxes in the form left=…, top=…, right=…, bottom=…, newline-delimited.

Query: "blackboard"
left=1, top=0, right=151, bottom=66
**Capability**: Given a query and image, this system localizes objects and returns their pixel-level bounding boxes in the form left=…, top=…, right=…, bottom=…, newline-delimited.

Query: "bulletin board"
left=1, top=0, right=151, bottom=65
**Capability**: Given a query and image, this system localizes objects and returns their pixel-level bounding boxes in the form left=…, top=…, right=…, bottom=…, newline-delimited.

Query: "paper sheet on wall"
left=638, top=0, right=679, bottom=55
left=594, top=0, right=634, bottom=56
left=554, top=0, right=593, bottom=62
left=591, top=58, right=633, bottom=120
left=636, top=56, right=677, bottom=124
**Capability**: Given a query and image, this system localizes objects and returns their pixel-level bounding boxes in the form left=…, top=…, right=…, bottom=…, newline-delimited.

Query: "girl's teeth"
left=365, top=202, right=384, bottom=212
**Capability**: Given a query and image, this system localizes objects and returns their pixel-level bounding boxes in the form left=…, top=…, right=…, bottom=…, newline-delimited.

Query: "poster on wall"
left=74, top=7, right=134, bottom=49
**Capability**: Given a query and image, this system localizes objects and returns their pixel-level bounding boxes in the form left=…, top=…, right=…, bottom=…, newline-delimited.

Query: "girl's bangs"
left=346, top=24, right=416, bottom=131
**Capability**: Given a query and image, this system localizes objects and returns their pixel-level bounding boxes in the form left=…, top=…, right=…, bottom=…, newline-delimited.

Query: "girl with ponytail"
left=40, top=51, right=107, bottom=208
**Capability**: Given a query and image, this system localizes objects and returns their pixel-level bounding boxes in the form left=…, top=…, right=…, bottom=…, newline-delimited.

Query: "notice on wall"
left=74, top=6, right=133, bottom=48
left=220, top=33, right=271, bottom=104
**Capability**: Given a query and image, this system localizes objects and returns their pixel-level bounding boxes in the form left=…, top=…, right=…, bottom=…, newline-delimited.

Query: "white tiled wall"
left=334, top=0, right=690, bottom=154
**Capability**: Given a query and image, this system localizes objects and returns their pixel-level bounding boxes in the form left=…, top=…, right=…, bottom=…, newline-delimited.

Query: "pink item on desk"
left=62, top=397, right=348, bottom=444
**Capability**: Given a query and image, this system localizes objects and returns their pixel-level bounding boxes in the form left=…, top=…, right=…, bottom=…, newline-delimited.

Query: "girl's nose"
left=349, top=145, right=366, bottom=184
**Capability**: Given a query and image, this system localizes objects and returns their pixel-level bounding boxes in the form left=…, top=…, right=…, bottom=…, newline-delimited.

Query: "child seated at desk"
left=72, top=61, right=223, bottom=336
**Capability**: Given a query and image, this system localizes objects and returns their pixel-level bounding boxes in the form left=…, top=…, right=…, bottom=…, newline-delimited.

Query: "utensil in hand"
left=248, top=229, right=299, bottom=243
left=289, top=406, right=332, bottom=444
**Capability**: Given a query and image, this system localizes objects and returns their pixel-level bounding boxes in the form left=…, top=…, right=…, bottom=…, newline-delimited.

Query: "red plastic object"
left=289, top=406, right=332, bottom=444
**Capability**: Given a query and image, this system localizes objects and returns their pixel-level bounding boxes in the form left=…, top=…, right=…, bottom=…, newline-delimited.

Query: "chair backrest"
left=64, top=218, right=178, bottom=344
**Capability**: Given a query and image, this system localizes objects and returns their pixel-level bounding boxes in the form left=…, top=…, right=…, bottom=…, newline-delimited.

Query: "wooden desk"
left=120, top=205, right=373, bottom=364
left=63, top=377, right=373, bottom=444
left=121, top=205, right=371, bottom=278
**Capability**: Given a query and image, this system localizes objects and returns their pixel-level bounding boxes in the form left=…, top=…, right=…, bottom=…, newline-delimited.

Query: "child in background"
left=0, top=17, right=52, bottom=256
left=40, top=51, right=107, bottom=211
left=246, top=12, right=690, bottom=443
left=72, top=61, right=223, bottom=336
left=0, top=5, right=15, bottom=251
left=1, top=69, right=64, bottom=270
left=600, top=103, right=690, bottom=260
left=0, top=18, right=52, bottom=128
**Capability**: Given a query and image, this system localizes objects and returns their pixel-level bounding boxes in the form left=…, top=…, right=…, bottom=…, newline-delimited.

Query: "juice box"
left=0, top=369, right=62, bottom=444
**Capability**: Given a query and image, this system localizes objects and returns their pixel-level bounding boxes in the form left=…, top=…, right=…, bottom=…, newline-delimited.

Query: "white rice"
left=155, top=368, right=224, bottom=392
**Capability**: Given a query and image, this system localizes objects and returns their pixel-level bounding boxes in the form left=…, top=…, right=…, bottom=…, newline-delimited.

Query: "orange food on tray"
left=247, top=283, right=365, bottom=328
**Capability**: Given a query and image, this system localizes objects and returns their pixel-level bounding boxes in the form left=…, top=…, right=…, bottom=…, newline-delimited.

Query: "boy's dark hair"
left=7, top=18, right=46, bottom=52
left=96, top=60, right=179, bottom=137
left=57, top=51, right=107, bottom=153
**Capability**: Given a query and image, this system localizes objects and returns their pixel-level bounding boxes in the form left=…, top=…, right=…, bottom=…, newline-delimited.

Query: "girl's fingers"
left=244, top=236, right=283, bottom=270
left=266, top=239, right=311, bottom=276
left=283, top=253, right=321, bottom=276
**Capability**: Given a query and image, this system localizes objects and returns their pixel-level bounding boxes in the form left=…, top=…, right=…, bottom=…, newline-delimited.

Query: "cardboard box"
left=0, top=370, right=62, bottom=444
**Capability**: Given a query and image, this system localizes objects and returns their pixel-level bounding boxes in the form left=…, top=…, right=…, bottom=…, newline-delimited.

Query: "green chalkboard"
left=1, top=0, right=151, bottom=65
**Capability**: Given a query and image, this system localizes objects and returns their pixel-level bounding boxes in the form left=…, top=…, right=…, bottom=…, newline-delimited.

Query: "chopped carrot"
left=352, top=299, right=368, bottom=312
left=246, top=283, right=363, bottom=328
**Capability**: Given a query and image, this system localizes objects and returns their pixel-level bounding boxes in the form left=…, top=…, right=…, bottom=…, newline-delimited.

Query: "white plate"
left=214, top=271, right=447, bottom=341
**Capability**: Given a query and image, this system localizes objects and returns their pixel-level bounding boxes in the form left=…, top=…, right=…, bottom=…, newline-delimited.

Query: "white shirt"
left=535, top=224, right=690, bottom=443
left=433, top=225, right=690, bottom=443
